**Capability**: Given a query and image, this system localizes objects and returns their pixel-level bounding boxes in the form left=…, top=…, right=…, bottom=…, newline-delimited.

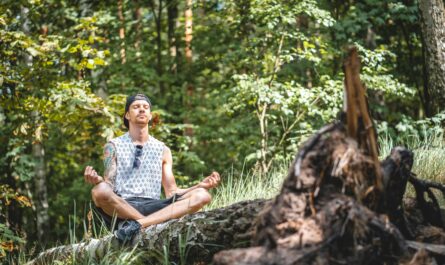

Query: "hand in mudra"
left=84, top=166, right=104, bottom=185
left=199, top=171, right=220, bottom=189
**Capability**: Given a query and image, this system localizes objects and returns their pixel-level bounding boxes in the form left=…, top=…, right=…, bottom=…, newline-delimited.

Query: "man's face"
left=125, top=99, right=152, bottom=127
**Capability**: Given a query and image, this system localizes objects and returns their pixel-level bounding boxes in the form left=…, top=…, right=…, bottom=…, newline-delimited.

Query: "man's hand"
left=84, top=166, right=104, bottom=185
left=199, top=171, right=221, bottom=190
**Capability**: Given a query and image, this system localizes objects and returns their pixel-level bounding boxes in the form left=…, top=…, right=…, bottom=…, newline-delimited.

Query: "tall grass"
left=379, top=129, right=445, bottom=204
left=206, top=163, right=288, bottom=210
left=380, top=130, right=445, bottom=182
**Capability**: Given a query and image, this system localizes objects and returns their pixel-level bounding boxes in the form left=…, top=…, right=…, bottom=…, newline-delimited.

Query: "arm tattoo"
left=103, top=143, right=117, bottom=186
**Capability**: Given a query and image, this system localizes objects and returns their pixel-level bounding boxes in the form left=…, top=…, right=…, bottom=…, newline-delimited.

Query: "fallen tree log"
left=28, top=199, right=267, bottom=265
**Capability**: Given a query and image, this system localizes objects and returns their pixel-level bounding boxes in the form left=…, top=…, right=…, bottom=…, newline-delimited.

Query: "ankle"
left=136, top=219, right=145, bottom=227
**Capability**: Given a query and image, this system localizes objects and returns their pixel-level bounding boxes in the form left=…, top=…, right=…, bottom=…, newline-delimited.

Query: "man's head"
left=123, top=93, right=152, bottom=129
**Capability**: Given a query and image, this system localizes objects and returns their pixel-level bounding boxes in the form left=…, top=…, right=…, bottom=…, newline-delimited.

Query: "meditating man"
left=84, top=93, right=220, bottom=242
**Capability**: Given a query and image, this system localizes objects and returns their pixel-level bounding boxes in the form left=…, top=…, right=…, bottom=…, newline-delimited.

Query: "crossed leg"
left=92, top=182, right=211, bottom=229
left=92, top=182, right=144, bottom=220
left=136, top=188, right=211, bottom=228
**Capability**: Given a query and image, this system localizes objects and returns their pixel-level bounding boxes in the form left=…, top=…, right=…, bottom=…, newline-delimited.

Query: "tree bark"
left=184, top=0, right=193, bottom=64
left=418, top=0, right=445, bottom=115
left=117, top=0, right=126, bottom=64
left=28, top=199, right=266, bottom=265
left=31, top=119, right=49, bottom=243
left=134, top=6, right=142, bottom=57
left=167, top=0, right=178, bottom=73
left=21, top=5, right=50, bottom=243
left=184, top=0, right=194, bottom=139
left=149, top=0, right=165, bottom=93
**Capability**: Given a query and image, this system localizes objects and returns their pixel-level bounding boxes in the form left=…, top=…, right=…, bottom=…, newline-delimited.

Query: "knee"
left=190, top=188, right=212, bottom=208
left=91, top=182, right=113, bottom=206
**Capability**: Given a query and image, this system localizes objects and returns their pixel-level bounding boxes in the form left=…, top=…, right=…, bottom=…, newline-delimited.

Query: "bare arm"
left=161, top=146, right=180, bottom=198
left=102, top=142, right=117, bottom=186
left=161, top=146, right=220, bottom=198
left=84, top=142, right=117, bottom=186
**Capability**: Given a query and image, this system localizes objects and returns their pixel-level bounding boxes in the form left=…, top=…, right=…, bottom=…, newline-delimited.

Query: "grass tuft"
left=207, top=163, right=288, bottom=210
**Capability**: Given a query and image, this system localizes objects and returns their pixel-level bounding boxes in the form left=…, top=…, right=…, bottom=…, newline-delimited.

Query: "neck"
left=128, top=125, right=149, bottom=145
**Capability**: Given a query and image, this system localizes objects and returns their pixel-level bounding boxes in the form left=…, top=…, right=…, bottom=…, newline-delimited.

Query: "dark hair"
left=123, top=93, right=152, bottom=129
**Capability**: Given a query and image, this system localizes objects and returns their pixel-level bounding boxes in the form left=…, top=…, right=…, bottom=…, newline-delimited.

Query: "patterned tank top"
left=110, top=133, right=165, bottom=199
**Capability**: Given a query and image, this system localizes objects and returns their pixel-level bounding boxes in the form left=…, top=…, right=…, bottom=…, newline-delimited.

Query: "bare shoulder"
left=103, top=142, right=116, bottom=154
left=162, top=145, right=172, bottom=162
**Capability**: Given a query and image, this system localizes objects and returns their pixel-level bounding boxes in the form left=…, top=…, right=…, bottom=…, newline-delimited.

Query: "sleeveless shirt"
left=109, top=133, right=165, bottom=199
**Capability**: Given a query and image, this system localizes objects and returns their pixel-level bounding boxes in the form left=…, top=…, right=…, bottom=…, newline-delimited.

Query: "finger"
left=87, top=175, right=95, bottom=184
left=85, top=166, right=91, bottom=176
left=84, top=166, right=92, bottom=182
left=91, top=175, right=100, bottom=184
left=210, top=177, right=217, bottom=187
left=94, top=176, right=103, bottom=185
left=213, top=177, right=220, bottom=186
left=212, top=176, right=218, bottom=185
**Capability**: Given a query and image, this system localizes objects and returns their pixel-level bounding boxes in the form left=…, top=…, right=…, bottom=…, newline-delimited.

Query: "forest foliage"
left=1, top=0, right=444, bottom=259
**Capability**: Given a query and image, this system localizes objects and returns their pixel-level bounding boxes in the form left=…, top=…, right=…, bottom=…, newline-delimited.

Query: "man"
left=84, top=93, right=220, bottom=242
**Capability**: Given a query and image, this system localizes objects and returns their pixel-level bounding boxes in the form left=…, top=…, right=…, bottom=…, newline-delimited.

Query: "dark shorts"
left=93, top=193, right=182, bottom=230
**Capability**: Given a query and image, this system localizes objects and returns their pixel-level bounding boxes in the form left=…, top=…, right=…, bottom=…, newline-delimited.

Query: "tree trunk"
left=167, top=0, right=178, bottom=73
left=184, top=0, right=193, bottom=64
left=21, top=5, right=50, bottom=243
left=134, top=6, right=142, bottom=57
left=28, top=200, right=266, bottom=265
left=117, top=0, right=126, bottom=64
left=184, top=0, right=194, bottom=139
left=418, top=0, right=445, bottom=115
left=31, top=118, right=50, bottom=243
left=149, top=0, right=165, bottom=93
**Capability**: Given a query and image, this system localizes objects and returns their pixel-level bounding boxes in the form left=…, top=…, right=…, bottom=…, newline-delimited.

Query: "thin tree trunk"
left=134, top=6, right=142, bottom=58
left=149, top=0, right=165, bottom=93
left=118, top=0, right=126, bottom=64
left=256, top=103, right=268, bottom=174
left=184, top=0, right=194, bottom=138
left=32, top=116, right=49, bottom=243
left=167, top=0, right=178, bottom=73
left=185, top=0, right=193, bottom=64
left=21, top=5, right=50, bottom=243
left=418, top=0, right=445, bottom=115
left=420, top=29, right=432, bottom=117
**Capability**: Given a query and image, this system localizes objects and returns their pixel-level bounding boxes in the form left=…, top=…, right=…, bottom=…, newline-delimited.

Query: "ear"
left=125, top=112, right=130, bottom=120
left=148, top=112, right=153, bottom=121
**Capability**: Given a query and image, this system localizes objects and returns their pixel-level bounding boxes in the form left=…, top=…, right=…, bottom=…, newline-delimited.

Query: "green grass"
left=379, top=130, right=445, bottom=204
left=206, top=164, right=288, bottom=210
